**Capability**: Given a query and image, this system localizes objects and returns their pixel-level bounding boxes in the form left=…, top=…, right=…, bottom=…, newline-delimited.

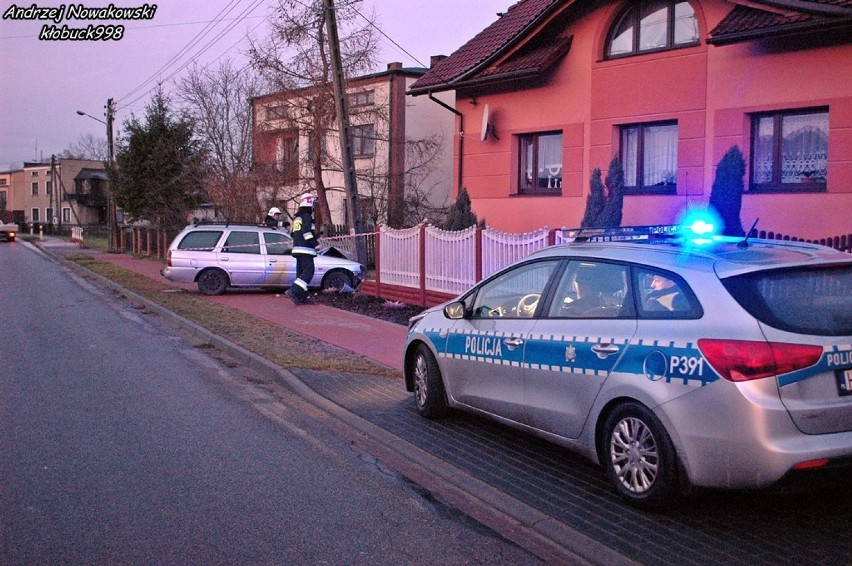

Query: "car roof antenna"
left=737, top=218, right=759, bottom=249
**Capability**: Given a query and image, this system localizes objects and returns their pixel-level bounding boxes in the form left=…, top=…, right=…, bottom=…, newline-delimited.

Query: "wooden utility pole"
left=322, top=0, right=366, bottom=262
left=106, top=97, right=118, bottom=252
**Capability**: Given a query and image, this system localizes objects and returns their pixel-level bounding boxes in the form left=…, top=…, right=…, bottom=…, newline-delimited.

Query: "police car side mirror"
left=443, top=302, right=466, bottom=320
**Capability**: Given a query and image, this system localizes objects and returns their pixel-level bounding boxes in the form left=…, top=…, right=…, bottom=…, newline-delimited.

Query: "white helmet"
left=268, top=207, right=282, bottom=216
left=298, top=193, right=317, bottom=208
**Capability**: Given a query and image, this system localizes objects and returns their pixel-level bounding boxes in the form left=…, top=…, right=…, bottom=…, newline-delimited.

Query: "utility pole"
left=322, top=0, right=366, bottom=263
left=106, top=97, right=117, bottom=252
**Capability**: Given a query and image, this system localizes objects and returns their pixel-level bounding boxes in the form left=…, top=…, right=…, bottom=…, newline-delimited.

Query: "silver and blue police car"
left=403, top=222, right=852, bottom=507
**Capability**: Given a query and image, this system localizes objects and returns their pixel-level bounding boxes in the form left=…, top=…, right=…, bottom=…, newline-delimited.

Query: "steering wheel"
left=516, top=293, right=540, bottom=317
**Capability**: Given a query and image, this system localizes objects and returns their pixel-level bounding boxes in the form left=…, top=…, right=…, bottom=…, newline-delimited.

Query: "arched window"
left=607, top=1, right=699, bottom=58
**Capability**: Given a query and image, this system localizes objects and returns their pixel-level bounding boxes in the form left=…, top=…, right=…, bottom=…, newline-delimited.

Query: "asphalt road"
left=0, top=240, right=541, bottom=565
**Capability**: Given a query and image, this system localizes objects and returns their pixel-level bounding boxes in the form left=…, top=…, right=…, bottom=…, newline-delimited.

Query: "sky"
left=0, top=0, right=509, bottom=170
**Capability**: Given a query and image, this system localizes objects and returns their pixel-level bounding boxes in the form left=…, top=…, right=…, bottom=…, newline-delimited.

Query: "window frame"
left=223, top=230, right=261, bottom=255
left=517, top=131, right=564, bottom=195
left=349, top=90, right=375, bottom=108
left=748, top=108, right=828, bottom=193
left=619, top=120, right=678, bottom=194
left=350, top=123, right=376, bottom=158
left=606, top=0, right=700, bottom=59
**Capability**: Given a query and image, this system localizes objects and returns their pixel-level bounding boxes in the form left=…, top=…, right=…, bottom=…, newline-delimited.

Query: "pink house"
left=408, top=0, right=852, bottom=239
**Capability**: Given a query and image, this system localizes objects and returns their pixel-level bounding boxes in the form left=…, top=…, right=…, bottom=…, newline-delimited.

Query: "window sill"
left=624, top=186, right=677, bottom=196
left=513, top=190, right=563, bottom=197
left=747, top=185, right=827, bottom=194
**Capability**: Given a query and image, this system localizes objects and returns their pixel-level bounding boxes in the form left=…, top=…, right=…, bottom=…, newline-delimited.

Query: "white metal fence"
left=425, top=225, right=477, bottom=295
left=481, top=226, right=551, bottom=280
left=371, top=223, right=556, bottom=298
left=377, top=225, right=421, bottom=288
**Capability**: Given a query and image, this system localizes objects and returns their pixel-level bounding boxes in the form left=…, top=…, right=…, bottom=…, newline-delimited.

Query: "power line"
left=118, top=0, right=264, bottom=108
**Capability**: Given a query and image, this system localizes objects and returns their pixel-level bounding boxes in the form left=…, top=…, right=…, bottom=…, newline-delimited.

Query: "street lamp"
left=76, top=99, right=117, bottom=252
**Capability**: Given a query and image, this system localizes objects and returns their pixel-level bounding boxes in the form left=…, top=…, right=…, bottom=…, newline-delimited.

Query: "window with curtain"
left=620, top=122, right=678, bottom=194
left=750, top=109, right=828, bottom=192
left=518, top=131, right=563, bottom=194
left=607, top=1, right=699, bottom=58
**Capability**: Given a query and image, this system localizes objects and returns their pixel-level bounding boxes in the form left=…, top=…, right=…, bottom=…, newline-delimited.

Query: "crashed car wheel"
left=411, top=343, right=448, bottom=419
left=197, top=268, right=229, bottom=296
left=602, top=401, right=679, bottom=508
left=322, top=270, right=352, bottom=291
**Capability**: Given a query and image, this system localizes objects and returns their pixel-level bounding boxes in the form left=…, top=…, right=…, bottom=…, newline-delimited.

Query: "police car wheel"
left=197, top=268, right=228, bottom=296
left=412, top=344, right=448, bottom=419
left=602, top=402, right=679, bottom=508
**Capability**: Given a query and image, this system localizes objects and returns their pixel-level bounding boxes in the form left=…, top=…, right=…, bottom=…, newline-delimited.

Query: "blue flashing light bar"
left=561, top=220, right=720, bottom=243
left=561, top=224, right=684, bottom=242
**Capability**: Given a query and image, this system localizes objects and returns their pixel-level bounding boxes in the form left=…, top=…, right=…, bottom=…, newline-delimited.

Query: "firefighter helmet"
left=298, top=193, right=317, bottom=208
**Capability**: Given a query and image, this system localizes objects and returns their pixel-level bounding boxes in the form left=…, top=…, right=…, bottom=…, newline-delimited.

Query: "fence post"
left=475, top=225, right=483, bottom=283
left=375, top=227, right=382, bottom=297
left=418, top=223, right=427, bottom=307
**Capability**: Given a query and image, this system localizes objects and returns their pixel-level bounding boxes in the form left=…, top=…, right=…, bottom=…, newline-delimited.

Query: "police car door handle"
left=503, top=337, right=524, bottom=348
left=592, top=343, right=620, bottom=357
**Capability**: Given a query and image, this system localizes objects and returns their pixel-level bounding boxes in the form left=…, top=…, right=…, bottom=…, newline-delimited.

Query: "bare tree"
left=335, top=102, right=448, bottom=228
left=248, top=0, right=379, bottom=229
left=176, top=60, right=270, bottom=222
left=60, top=132, right=109, bottom=161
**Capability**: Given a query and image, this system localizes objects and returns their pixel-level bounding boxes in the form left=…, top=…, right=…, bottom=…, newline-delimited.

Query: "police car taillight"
left=697, top=339, right=822, bottom=382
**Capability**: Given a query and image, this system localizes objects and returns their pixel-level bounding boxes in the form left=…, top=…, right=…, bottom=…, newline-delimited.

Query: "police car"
left=403, top=221, right=852, bottom=508
left=161, top=222, right=363, bottom=295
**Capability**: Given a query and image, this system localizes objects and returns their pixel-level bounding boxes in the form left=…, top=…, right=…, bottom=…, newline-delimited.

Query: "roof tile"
left=410, top=0, right=559, bottom=92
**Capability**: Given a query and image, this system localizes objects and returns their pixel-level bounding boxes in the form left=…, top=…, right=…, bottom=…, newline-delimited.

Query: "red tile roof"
left=408, top=0, right=561, bottom=93
left=409, top=1, right=852, bottom=93
left=709, top=1, right=852, bottom=44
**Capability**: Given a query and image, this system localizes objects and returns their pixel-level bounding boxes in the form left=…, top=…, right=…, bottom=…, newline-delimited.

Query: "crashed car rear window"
left=177, top=230, right=222, bottom=251
left=722, top=264, right=852, bottom=336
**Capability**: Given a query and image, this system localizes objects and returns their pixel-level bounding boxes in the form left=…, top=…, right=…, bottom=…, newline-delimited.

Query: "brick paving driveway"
left=293, top=369, right=852, bottom=566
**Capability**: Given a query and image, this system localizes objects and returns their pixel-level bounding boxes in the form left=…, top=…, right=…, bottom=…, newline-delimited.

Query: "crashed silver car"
left=161, top=223, right=363, bottom=295
left=403, top=223, right=852, bottom=507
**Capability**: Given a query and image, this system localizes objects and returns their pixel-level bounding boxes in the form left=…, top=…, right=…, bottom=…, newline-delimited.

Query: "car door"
left=439, top=259, right=561, bottom=424
left=523, top=260, right=638, bottom=439
left=262, top=231, right=295, bottom=286
left=217, top=230, right=265, bottom=286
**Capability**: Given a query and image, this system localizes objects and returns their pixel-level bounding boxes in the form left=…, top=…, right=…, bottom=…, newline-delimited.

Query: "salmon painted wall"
left=457, top=0, right=852, bottom=240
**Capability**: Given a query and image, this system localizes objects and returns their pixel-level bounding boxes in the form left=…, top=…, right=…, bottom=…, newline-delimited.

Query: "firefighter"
left=264, top=207, right=282, bottom=229
left=286, top=193, right=318, bottom=305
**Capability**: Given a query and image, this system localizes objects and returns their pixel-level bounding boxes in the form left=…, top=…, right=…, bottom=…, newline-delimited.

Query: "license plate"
left=837, top=368, right=852, bottom=396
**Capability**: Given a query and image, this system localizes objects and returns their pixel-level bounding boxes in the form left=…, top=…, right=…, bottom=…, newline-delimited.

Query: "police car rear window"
left=722, top=264, right=852, bottom=336
left=178, top=230, right=222, bottom=251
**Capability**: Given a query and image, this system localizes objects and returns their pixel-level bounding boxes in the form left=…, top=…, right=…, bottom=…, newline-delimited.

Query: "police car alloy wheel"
left=197, top=268, right=229, bottom=296
left=602, top=402, right=679, bottom=508
left=412, top=344, right=448, bottom=419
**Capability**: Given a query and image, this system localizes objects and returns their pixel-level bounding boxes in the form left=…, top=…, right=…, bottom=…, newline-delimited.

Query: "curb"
left=46, top=242, right=634, bottom=566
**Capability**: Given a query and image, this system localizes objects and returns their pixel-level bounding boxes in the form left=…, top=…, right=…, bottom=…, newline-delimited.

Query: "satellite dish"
left=480, top=104, right=490, bottom=141
left=480, top=103, right=499, bottom=141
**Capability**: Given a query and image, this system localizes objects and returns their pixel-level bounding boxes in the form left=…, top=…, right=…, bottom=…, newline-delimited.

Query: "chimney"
left=430, top=55, right=447, bottom=68
left=387, top=62, right=403, bottom=71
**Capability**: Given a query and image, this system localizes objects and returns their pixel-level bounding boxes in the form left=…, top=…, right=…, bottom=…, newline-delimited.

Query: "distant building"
left=1, top=158, right=110, bottom=228
left=251, top=62, right=455, bottom=228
